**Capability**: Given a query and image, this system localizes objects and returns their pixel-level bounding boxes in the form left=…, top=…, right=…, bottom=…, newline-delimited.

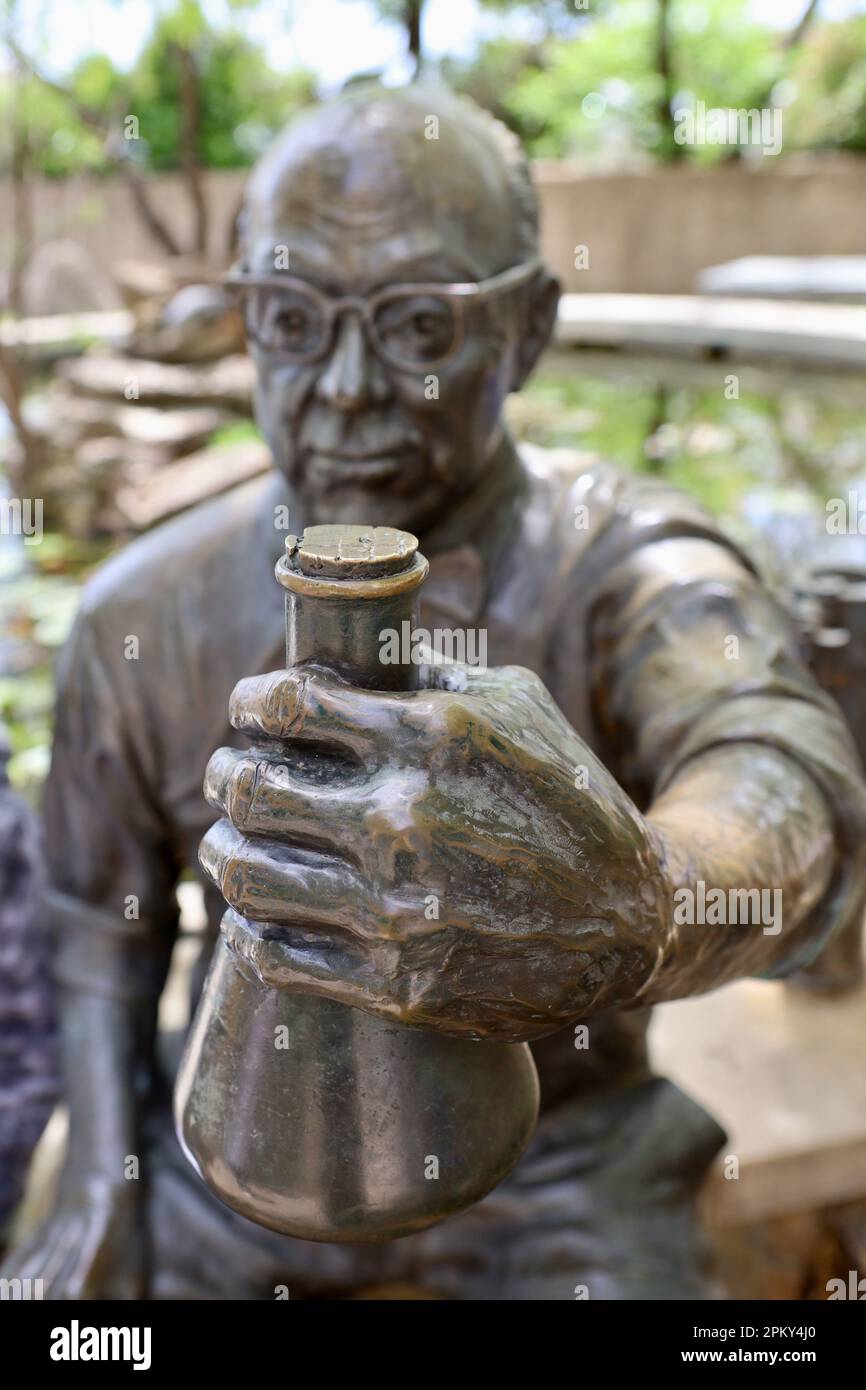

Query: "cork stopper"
left=285, top=525, right=418, bottom=580
left=277, top=524, right=427, bottom=600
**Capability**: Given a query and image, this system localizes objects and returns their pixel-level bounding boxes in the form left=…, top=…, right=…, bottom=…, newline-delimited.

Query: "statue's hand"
left=200, top=663, right=669, bottom=1041
left=0, top=1174, right=144, bottom=1300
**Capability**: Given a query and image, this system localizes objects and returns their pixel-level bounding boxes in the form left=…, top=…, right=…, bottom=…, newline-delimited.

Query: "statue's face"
left=240, top=99, right=556, bottom=532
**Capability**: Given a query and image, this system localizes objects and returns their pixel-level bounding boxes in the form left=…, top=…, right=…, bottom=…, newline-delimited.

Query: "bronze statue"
left=4, top=84, right=866, bottom=1300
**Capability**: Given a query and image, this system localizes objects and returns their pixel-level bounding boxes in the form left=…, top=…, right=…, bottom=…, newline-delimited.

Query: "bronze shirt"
left=42, top=443, right=866, bottom=1111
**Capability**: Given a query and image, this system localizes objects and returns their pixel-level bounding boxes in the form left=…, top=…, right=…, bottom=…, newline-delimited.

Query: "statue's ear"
left=510, top=269, right=561, bottom=391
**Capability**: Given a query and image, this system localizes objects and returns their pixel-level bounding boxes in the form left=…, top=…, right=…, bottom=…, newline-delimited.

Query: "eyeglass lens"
left=246, top=285, right=459, bottom=368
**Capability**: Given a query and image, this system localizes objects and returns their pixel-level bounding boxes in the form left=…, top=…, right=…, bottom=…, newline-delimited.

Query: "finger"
left=223, top=907, right=405, bottom=1019
left=199, top=820, right=378, bottom=942
left=33, top=1221, right=81, bottom=1295
left=203, top=746, right=363, bottom=857
left=0, top=1230, right=57, bottom=1288
left=418, top=649, right=470, bottom=692
left=61, top=1184, right=117, bottom=1299
left=229, top=667, right=427, bottom=750
left=64, top=1217, right=109, bottom=1300
left=423, top=659, right=523, bottom=700
left=39, top=1215, right=100, bottom=1300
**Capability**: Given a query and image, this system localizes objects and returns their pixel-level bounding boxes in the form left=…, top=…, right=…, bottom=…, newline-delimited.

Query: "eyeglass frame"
left=223, top=256, right=543, bottom=373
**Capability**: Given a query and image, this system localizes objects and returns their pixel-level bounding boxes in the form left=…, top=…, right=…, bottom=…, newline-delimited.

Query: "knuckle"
left=220, top=851, right=251, bottom=908
left=227, top=674, right=259, bottom=727
left=203, top=746, right=233, bottom=805
left=198, top=820, right=235, bottom=887
left=229, top=670, right=303, bottom=736
left=224, top=759, right=259, bottom=828
left=204, top=748, right=257, bottom=824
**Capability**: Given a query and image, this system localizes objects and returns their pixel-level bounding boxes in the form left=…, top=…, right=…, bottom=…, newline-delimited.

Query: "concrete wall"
left=2, top=155, right=865, bottom=298
left=0, top=169, right=249, bottom=281
left=534, top=155, right=866, bottom=294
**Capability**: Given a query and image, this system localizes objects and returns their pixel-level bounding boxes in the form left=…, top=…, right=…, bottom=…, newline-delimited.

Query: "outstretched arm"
left=195, top=498, right=866, bottom=1043
left=591, top=532, right=866, bottom=997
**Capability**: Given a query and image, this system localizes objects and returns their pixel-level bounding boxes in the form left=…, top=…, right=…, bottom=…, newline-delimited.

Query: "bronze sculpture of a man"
left=4, top=84, right=866, bottom=1300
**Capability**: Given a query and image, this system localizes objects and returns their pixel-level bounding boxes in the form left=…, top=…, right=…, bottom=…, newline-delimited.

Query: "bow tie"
left=421, top=544, right=487, bottom=627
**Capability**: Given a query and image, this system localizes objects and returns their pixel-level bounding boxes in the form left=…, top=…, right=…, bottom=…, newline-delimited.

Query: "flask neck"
left=276, top=525, right=428, bottom=692
left=285, top=585, right=422, bottom=692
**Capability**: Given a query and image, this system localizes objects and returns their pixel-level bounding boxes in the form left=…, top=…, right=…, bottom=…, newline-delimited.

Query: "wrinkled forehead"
left=242, top=100, right=518, bottom=284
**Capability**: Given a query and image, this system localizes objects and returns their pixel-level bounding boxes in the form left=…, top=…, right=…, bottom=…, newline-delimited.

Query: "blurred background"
left=2, top=0, right=866, bottom=1297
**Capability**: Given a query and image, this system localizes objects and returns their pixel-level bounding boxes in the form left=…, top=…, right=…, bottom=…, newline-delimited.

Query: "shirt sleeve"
left=42, top=596, right=179, bottom=1004
left=579, top=471, right=866, bottom=973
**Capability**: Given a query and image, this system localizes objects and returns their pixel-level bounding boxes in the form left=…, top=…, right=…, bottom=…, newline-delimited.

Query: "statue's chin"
left=287, top=463, right=451, bottom=533
left=303, top=488, right=438, bottom=532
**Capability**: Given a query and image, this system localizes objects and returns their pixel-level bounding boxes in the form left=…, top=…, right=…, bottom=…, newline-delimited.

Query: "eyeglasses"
left=224, top=258, right=542, bottom=372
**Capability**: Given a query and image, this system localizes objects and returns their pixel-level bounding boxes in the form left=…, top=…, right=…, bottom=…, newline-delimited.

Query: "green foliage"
left=0, top=532, right=113, bottom=802
left=6, top=0, right=866, bottom=176
left=784, top=16, right=866, bottom=153
left=0, top=2, right=317, bottom=178
left=210, top=419, right=263, bottom=448
left=506, top=356, right=866, bottom=517
left=128, top=22, right=316, bottom=171
left=0, top=73, right=105, bottom=177
left=446, top=0, right=862, bottom=164
left=441, top=38, right=548, bottom=146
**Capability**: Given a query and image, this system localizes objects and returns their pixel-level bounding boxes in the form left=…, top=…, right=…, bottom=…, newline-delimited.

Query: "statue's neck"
left=420, top=432, right=528, bottom=563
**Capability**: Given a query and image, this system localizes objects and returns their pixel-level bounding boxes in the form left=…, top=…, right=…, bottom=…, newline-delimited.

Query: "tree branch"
left=3, top=33, right=183, bottom=256
left=0, top=342, right=43, bottom=480
left=783, top=0, right=821, bottom=53
left=656, top=0, right=682, bottom=162
left=175, top=42, right=208, bottom=255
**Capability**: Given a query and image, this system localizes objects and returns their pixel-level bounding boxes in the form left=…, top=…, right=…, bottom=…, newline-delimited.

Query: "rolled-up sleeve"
left=583, top=473, right=866, bottom=970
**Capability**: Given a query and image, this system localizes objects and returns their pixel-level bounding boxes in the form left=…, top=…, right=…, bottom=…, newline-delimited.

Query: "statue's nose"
left=315, top=313, right=388, bottom=411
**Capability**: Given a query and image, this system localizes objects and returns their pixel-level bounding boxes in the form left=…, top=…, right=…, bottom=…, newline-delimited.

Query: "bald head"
left=240, top=85, right=538, bottom=283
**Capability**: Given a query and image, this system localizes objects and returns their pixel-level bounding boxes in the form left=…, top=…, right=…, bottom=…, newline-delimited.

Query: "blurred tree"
left=717, top=0, right=822, bottom=161
left=125, top=9, right=316, bottom=172
left=1, top=0, right=316, bottom=255
left=442, top=37, right=548, bottom=144
left=369, top=0, right=425, bottom=76
left=4, top=0, right=33, bottom=317
left=476, top=0, right=615, bottom=40
left=122, top=5, right=316, bottom=250
left=784, top=14, right=866, bottom=153
left=447, top=0, right=839, bottom=166
left=1, top=0, right=46, bottom=477
left=655, top=0, right=680, bottom=161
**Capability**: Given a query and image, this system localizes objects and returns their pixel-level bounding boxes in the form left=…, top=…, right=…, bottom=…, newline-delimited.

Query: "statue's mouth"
left=306, top=449, right=408, bottom=487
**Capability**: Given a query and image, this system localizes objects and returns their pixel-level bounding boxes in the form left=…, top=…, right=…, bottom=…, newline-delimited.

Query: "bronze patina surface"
left=176, top=524, right=539, bottom=1240
left=3, top=84, right=866, bottom=1300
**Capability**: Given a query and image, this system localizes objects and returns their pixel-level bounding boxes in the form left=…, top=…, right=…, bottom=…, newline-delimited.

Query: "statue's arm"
left=589, top=529, right=866, bottom=1000
left=2, top=605, right=177, bottom=1296
left=191, top=472, right=866, bottom=1043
